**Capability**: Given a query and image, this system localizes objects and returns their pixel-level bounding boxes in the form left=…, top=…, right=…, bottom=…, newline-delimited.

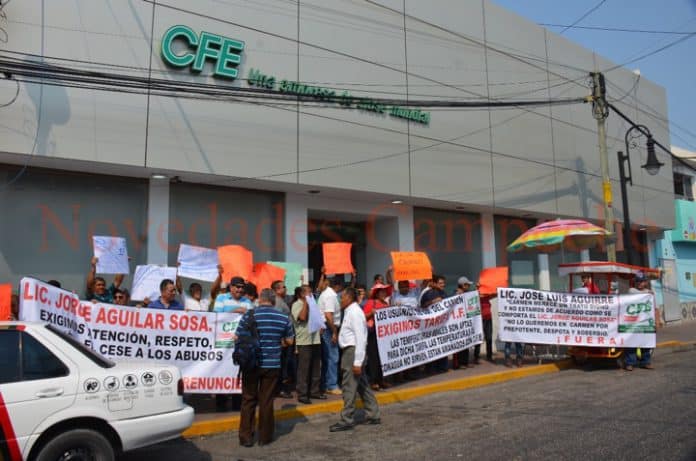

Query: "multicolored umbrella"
left=506, top=219, right=611, bottom=253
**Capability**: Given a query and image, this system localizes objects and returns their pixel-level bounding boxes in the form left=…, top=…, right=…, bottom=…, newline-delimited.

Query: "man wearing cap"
left=318, top=275, right=343, bottom=395
left=453, top=276, right=475, bottom=369
left=624, top=274, right=657, bottom=371
left=213, top=276, right=254, bottom=314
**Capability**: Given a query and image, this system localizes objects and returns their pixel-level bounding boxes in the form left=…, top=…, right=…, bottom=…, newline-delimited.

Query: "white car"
left=0, top=322, right=194, bottom=461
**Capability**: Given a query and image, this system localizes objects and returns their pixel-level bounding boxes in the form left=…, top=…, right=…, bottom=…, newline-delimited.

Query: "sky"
left=494, top=0, right=696, bottom=153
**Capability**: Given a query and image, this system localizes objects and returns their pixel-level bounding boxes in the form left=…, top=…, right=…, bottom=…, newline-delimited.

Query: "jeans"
left=624, top=348, right=652, bottom=367
left=504, top=342, right=524, bottom=359
left=321, top=328, right=339, bottom=391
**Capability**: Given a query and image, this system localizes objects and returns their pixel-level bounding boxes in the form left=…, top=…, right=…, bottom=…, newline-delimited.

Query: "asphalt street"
left=123, top=348, right=696, bottom=461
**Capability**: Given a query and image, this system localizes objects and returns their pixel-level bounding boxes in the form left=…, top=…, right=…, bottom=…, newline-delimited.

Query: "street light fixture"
left=617, top=124, right=663, bottom=265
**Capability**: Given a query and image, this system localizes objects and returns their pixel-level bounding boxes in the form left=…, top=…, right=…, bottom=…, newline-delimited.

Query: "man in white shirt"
left=183, top=282, right=212, bottom=311
left=318, top=276, right=342, bottom=395
left=329, top=287, right=381, bottom=432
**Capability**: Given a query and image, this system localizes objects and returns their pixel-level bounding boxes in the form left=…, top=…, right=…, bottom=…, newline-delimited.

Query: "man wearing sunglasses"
left=213, top=276, right=254, bottom=314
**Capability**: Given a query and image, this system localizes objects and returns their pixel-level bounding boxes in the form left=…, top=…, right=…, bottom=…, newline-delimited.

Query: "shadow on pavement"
left=121, top=437, right=212, bottom=461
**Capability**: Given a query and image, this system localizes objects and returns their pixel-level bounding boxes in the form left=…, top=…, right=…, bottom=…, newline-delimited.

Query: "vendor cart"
left=558, top=261, right=660, bottom=365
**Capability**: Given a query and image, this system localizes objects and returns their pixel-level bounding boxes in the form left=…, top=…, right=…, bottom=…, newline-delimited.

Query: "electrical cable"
left=559, top=0, right=608, bottom=34
left=540, top=23, right=696, bottom=35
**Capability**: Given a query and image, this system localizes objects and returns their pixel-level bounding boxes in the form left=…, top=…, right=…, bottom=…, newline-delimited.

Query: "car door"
left=0, top=328, right=79, bottom=456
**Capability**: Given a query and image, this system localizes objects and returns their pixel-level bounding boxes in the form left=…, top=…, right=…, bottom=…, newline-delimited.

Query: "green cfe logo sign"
left=161, top=25, right=244, bottom=79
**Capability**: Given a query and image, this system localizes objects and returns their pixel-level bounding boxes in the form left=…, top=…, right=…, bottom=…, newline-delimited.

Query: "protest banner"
left=131, top=265, right=178, bottom=301
left=19, top=277, right=241, bottom=393
left=322, top=242, right=354, bottom=274
left=478, top=266, right=508, bottom=295
left=390, top=251, right=432, bottom=281
left=92, top=236, right=129, bottom=274
left=218, top=245, right=253, bottom=281
left=374, top=291, right=483, bottom=376
left=177, top=244, right=219, bottom=282
left=0, top=283, right=10, bottom=320
left=249, top=262, right=286, bottom=291
left=497, top=287, right=656, bottom=348
left=268, top=261, right=303, bottom=292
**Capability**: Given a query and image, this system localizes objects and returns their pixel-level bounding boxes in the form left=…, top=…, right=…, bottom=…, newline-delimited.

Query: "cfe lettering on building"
left=161, top=25, right=245, bottom=79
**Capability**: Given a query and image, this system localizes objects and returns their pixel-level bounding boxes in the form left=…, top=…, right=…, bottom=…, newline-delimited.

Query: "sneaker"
left=326, top=388, right=342, bottom=395
left=279, top=391, right=293, bottom=399
left=625, top=365, right=634, bottom=371
left=371, top=384, right=381, bottom=391
left=329, top=422, right=354, bottom=432
left=640, top=364, right=654, bottom=370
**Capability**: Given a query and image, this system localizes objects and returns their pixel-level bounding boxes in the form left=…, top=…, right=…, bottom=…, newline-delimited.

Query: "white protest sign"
left=20, top=277, right=242, bottom=394
left=177, top=244, right=219, bottom=282
left=131, top=265, right=178, bottom=301
left=92, top=236, right=129, bottom=274
left=374, top=291, right=483, bottom=376
left=307, top=295, right=325, bottom=334
left=496, top=288, right=656, bottom=348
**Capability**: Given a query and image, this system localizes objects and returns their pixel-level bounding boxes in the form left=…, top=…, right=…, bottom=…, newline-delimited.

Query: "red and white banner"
left=497, top=287, right=656, bottom=348
left=374, top=291, right=483, bottom=376
left=19, top=277, right=242, bottom=394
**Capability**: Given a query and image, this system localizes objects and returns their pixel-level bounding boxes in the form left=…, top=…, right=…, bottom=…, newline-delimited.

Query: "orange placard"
left=0, top=284, right=11, bottom=321
left=322, top=243, right=354, bottom=274
left=478, top=267, right=509, bottom=295
left=390, top=252, right=432, bottom=281
left=217, top=245, right=253, bottom=282
left=249, top=263, right=287, bottom=291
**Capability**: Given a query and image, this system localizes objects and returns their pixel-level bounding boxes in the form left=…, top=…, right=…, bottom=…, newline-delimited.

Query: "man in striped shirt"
left=236, top=288, right=295, bottom=447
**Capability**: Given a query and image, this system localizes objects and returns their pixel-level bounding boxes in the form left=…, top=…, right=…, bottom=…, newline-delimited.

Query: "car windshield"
left=46, top=324, right=115, bottom=368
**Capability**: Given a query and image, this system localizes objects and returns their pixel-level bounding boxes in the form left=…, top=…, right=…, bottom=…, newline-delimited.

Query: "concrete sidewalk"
left=182, top=321, right=696, bottom=438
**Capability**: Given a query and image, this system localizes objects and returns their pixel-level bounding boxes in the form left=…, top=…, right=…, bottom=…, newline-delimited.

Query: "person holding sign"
left=86, top=256, right=125, bottom=303
left=291, top=285, right=323, bottom=404
left=329, top=287, right=380, bottom=432
left=363, top=283, right=393, bottom=391
left=624, top=274, right=656, bottom=371
left=453, top=277, right=475, bottom=369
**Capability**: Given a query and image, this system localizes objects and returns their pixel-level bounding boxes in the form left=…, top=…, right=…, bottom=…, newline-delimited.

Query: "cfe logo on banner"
left=374, top=291, right=483, bottom=376
left=19, top=277, right=243, bottom=394
left=497, top=287, right=656, bottom=348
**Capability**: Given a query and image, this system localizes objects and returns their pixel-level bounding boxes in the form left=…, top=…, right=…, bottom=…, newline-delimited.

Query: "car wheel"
left=35, top=428, right=114, bottom=461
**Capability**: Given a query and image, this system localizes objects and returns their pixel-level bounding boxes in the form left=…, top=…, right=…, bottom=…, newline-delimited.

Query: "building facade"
left=0, top=0, right=674, bottom=294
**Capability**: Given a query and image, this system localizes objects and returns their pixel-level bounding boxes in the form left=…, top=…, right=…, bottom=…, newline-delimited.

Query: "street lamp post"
left=617, top=124, right=664, bottom=265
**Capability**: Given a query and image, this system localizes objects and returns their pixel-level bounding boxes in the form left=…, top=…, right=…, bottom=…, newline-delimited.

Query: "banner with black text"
left=19, top=277, right=242, bottom=393
left=374, top=291, right=483, bottom=376
left=497, top=287, right=656, bottom=348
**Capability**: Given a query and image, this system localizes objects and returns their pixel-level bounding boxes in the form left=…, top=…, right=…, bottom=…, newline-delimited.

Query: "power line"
left=559, top=0, right=607, bottom=34
left=608, top=101, right=696, bottom=175
left=541, top=23, right=696, bottom=35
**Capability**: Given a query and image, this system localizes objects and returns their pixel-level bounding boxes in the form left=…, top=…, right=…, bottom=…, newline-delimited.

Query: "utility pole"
left=590, top=71, right=616, bottom=262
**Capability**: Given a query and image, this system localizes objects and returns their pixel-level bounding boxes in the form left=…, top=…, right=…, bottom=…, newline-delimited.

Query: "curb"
left=182, top=339, right=694, bottom=438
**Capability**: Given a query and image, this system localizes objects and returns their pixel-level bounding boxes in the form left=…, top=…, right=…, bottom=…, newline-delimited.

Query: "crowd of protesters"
left=7, top=255, right=663, bottom=445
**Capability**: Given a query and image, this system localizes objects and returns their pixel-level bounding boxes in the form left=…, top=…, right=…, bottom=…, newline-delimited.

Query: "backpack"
left=232, top=310, right=261, bottom=374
